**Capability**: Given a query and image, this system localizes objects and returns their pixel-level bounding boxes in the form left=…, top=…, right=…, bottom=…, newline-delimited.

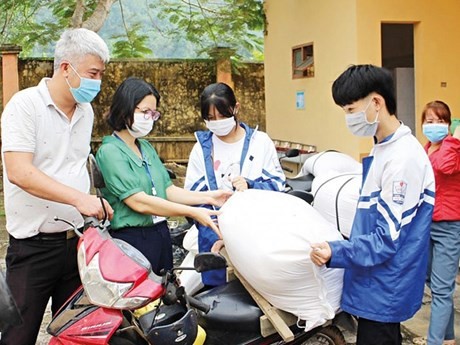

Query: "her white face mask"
left=205, top=116, right=236, bottom=136
left=345, top=99, right=380, bottom=137
left=127, top=112, right=154, bottom=138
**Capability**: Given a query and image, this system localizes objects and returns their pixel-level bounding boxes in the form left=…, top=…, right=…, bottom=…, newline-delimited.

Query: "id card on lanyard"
left=140, top=149, right=166, bottom=224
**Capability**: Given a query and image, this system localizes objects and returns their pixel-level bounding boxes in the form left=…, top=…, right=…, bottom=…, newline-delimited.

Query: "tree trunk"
left=81, top=0, right=116, bottom=32
left=71, top=0, right=85, bottom=27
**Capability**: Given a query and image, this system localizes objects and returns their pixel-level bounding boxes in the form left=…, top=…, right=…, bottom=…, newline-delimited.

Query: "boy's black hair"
left=332, top=64, right=397, bottom=115
left=107, top=77, right=161, bottom=131
left=200, top=82, right=237, bottom=120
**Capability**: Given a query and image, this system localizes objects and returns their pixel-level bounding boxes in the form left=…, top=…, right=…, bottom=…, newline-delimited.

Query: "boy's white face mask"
left=345, top=99, right=379, bottom=137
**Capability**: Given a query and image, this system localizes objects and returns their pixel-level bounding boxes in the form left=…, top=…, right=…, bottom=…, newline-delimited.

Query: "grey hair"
left=53, top=28, right=110, bottom=71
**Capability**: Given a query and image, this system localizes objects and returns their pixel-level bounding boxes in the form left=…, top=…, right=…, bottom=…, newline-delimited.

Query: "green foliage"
left=157, top=0, right=265, bottom=60
left=111, top=23, right=153, bottom=58
left=0, top=0, right=53, bottom=55
left=0, top=0, right=265, bottom=61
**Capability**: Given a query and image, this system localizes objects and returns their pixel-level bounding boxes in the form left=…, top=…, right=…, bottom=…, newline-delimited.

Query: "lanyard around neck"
left=112, top=132, right=157, bottom=195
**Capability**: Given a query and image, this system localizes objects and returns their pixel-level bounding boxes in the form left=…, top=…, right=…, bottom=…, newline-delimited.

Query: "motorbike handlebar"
left=187, top=295, right=210, bottom=314
left=84, top=216, right=100, bottom=227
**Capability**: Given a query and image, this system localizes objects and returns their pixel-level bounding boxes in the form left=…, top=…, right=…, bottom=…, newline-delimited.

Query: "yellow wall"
left=264, top=0, right=460, bottom=159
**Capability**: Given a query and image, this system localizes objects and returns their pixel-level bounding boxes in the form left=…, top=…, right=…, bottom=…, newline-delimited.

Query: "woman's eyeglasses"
left=136, top=107, right=161, bottom=121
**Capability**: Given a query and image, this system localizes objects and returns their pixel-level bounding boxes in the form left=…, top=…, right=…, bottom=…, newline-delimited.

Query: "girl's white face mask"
left=205, top=116, right=236, bottom=136
left=128, top=112, right=154, bottom=138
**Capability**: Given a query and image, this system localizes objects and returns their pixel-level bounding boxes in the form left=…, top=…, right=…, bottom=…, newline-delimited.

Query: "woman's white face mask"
left=128, top=112, right=154, bottom=138
left=205, top=116, right=236, bottom=136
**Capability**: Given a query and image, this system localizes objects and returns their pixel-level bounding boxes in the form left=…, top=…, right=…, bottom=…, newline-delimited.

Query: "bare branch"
left=196, top=0, right=217, bottom=44
left=144, top=0, right=165, bottom=35
left=178, top=0, right=221, bottom=15
left=118, top=0, right=130, bottom=39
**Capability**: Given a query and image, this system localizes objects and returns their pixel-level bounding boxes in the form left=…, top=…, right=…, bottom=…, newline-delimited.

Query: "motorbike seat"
left=285, top=173, right=314, bottom=192
left=193, top=279, right=263, bottom=332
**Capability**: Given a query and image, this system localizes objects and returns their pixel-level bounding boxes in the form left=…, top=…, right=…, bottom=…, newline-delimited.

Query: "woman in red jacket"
left=422, top=100, right=460, bottom=345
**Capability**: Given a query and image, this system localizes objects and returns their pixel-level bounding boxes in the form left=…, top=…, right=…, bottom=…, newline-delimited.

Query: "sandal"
left=413, top=337, right=427, bottom=345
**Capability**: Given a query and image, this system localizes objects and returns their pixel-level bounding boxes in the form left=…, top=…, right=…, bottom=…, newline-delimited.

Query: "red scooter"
left=46, top=216, right=220, bottom=345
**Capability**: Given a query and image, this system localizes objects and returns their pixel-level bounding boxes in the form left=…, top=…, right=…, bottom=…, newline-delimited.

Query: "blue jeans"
left=427, top=221, right=460, bottom=345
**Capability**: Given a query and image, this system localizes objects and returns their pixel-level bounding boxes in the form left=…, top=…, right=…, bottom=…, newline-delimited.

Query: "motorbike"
left=47, top=155, right=352, bottom=345
left=46, top=216, right=225, bottom=345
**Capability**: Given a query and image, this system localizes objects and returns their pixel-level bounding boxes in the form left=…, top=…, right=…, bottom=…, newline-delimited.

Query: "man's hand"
left=75, top=194, right=114, bottom=220
left=310, top=242, right=332, bottom=266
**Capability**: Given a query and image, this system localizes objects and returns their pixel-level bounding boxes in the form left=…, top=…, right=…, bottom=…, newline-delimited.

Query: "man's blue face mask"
left=66, top=63, right=101, bottom=103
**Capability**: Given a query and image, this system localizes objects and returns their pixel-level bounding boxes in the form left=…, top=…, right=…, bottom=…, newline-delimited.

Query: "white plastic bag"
left=311, top=173, right=361, bottom=239
left=178, top=225, right=204, bottom=295
left=301, top=151, right=361, bottom=177
left=218, top=189, right=344, bottom=331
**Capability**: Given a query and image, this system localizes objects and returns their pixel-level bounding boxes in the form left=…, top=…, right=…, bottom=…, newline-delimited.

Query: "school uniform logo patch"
left=392, top=180, right=407, bottom=205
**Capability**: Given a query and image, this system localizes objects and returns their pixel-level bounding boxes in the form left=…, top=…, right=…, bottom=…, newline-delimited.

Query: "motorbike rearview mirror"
left=194, top=253, right=227, bottom=272
left=284, top=148, right=300, bottom=158
left=88, top=154, right=106, bottom=190
left=0, top=269, right=22, bottom=331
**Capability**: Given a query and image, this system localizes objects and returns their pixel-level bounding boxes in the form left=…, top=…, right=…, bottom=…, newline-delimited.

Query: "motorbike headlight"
left=78, top=243, right=150, bottom=309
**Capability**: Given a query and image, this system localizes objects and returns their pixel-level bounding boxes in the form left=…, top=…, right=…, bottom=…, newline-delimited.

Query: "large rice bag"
left=178, top=225, right=204, bottom=295
left=218, top=189, right=344, bottom=331
left=311, top=173, right=361, bottom=239
left=300, top=150, right=361, bottom=177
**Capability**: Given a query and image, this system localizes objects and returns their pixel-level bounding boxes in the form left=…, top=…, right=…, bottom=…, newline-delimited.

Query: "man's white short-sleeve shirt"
left=1, top=78, right=94, bottom=238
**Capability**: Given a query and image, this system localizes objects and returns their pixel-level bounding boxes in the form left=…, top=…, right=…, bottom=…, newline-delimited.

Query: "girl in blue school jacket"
left=184, top=82, right=285, bottom=286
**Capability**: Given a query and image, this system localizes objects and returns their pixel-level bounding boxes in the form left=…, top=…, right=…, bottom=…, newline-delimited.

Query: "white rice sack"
left=311, top=173, right=361, bottom=239
left=178, top=251, right=204, bottom=295
left=178, top=225, right=203, bottom=295
left=182, top=224, right=199, bottom=252
left=301, top=151, right=361, bottom=177
left=218, top=189, right=344, bottom=331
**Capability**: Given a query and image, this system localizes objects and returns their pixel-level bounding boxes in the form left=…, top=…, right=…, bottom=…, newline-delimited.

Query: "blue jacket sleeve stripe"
left=190, top=176, right=206, bottom=192
left=377, top=198, right=401, bottom=237
left=424, top=188, right=435, bottom=199
left=359, top=190, right=380, bottom=202
left=357, top=195, right=378, bottom=209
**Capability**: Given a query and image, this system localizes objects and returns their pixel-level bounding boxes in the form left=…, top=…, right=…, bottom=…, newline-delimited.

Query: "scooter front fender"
left=48, top=307, right=123, bottom=345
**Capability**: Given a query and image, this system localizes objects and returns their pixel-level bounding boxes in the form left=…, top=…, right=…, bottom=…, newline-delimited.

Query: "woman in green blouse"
left=96, top=77, right=231, bottom=275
